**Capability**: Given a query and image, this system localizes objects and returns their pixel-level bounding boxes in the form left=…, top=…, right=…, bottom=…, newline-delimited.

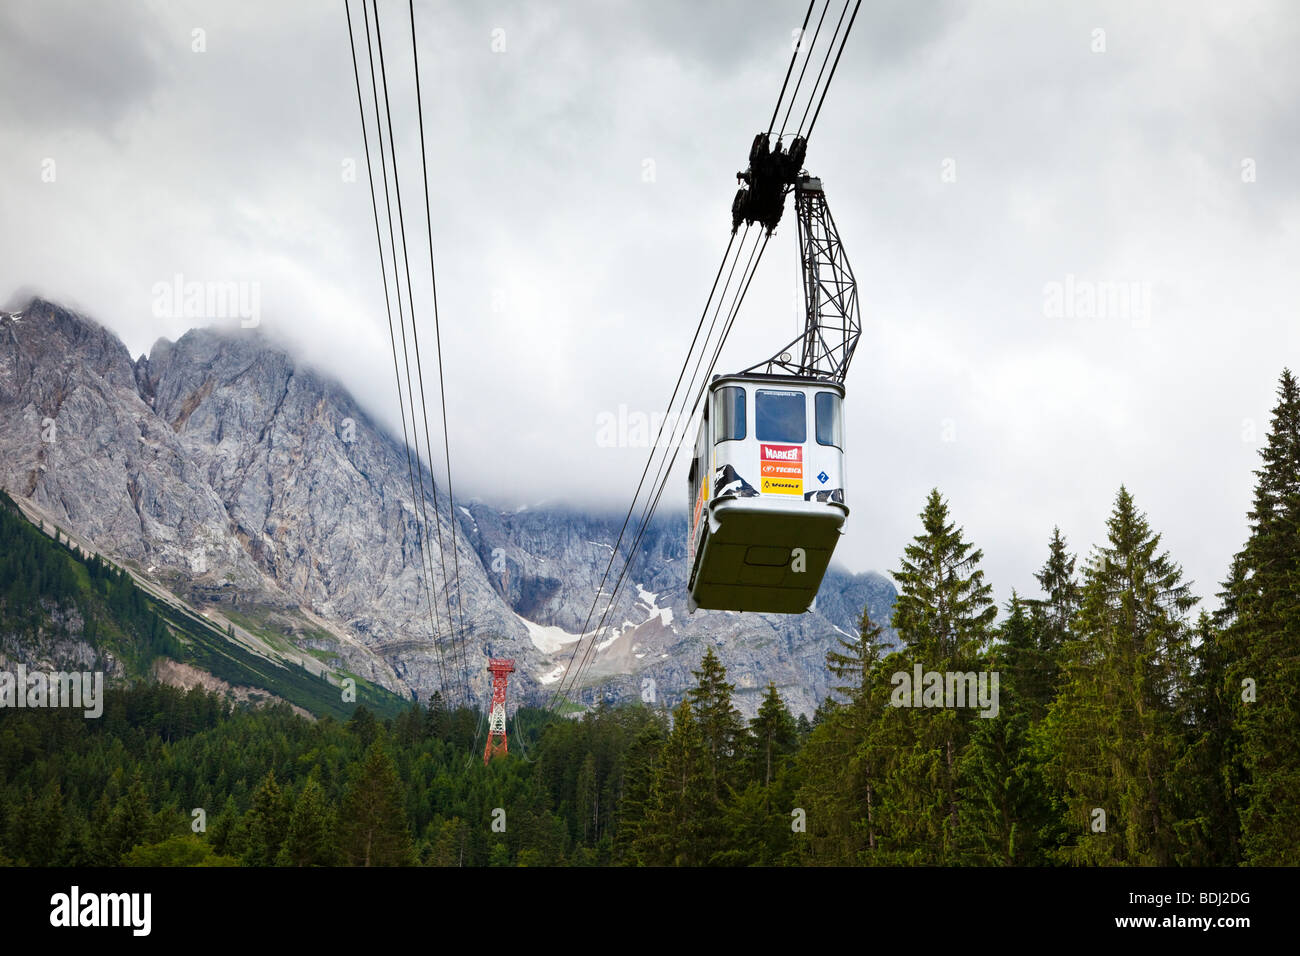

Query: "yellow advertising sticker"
left=762, top=477, right=803, bottom=496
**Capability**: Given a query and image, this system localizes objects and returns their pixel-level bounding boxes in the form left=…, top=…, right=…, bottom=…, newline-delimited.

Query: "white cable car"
left=687, top=373, right=847, bottom=613
left=687, top=161, right=861, bottom=615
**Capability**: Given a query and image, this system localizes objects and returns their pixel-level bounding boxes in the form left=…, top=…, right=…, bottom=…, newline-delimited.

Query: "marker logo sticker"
left=760, top=444, right=802, bottom=462
left=760, top=444, right=802, bottom=494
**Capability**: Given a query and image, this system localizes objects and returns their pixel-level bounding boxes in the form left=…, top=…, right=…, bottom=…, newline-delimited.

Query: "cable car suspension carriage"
left=687, top=132, right=861, bottom=614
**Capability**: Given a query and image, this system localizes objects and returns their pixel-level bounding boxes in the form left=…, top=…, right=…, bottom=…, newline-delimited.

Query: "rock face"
left=458, top=504, right=898, bottom=716
left=0, top=298, right=895, bottom=717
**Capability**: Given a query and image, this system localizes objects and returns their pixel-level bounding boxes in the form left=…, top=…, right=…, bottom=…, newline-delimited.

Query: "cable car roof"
left=709, top=371, right=846, bottom=394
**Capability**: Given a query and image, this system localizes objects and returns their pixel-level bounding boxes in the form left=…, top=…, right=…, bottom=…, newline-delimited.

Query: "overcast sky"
left=3, top=0, right=1298, bottom=613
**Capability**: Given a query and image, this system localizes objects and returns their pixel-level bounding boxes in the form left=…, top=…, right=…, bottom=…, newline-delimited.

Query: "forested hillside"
left=0, top=490, right=407, bottom=721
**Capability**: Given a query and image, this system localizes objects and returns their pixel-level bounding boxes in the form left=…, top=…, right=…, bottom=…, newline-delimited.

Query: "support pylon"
left=483, top=658, right=515, bottom=764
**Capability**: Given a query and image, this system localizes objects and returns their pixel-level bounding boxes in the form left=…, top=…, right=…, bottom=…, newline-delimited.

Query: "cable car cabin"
left=687, top=373, right=848, bottom=614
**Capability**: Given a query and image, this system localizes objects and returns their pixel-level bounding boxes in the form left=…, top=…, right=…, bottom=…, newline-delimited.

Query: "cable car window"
left=815, top=392, right=842, bottom=448
left=713, top=386, right=746, bottom=443
left=755, top=389, right=806, bottom=443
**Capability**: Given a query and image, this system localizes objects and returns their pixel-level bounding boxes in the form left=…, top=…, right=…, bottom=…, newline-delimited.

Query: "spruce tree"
left=957, top=595, right=1059, bottom=864
left=826, top=603, right=887, bottom=704
left=426, top=691, right=451, bottom=742
left=789, top=603, right=895, bottom=865
left=1021, top=528, right=1078, bottom=716
left=277, top=777, right=338, bottom=866
left=14, top=783, right=68, bottom=866
left=883, top=489, right=997, bottom=862
left=208, top=794, right=242, bottom=858
left=241, top=770, right=290, bottom=867
left=1175, top=613, right=1241, bottom=864
left=428, top=817, right=469, bottom=867
left=686, top=648, right=745, bottom=798
left=892, top=489, right=997, bottom=665
left=613, top=718, right=665, bottom=865
left=1220, top=368, right=1300, bottom=863
left=794, top=614, right=906, bottom=867
left=346, top=705, right=380, bottom=749
left=1035, top=526, right=1080, bottom=650
left=639, top=699, right=711, bottom=866
left=575, top=752, right=599, bottom=844
left=1039, top=486, right=1197, bottom=865
left=340, top=742, right=414, bottom=866
left=101, top=776, right=153, bottom=865
left=745, top=683, right=798, bottom=791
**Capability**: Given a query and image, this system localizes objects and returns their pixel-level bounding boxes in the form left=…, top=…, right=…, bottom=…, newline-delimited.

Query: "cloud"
left=1, top=0, right=1297, bottom=614
left=0, top=0, right=165, bottom=133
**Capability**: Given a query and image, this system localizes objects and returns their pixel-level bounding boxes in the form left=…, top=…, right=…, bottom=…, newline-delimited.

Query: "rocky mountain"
left=0, top=297, right=895, bottom=717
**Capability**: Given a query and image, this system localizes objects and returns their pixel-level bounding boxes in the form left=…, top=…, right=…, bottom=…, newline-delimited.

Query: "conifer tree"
left=958, top=595, right=1059, bottom=864
left=614, top=718, right=665, bottom=864
left=277, top=777, right=338, bottom=866
left=1040, top=486, right=1197, bottom=865
left=1019, top=528, right=1078, bottom=716
left=340, top=742, right=414, bottom=866
left=686, top=648, right=745, bottom=798
left=1034, top=526, right=1079, bottom=650
left=639, top=700, right=710, bottom=866
left=883, top=489, right=997, bottom=861
left=426, top=691, right=452, bottom=742
left=101, top=776, right=153, bottom=865
left=1220, top=369, right=1300, bottom=863
left=746, top=683, right=798, bottom=791
left=788, top=604, right=895, bottom=865
left=14, top=783, right=67, bottom=866
left=1175, top=613, right=1241, bottom=864
left=208, top=794, right=242, bottom=858
left=575, top=752, right=599, bottom=844
left=241, top=770, right=290, bottom=866
left=788, top=707, right=858, bottom=865
left=427, top=817, right=469, bottom=867
left=826, top=603, right=888, bottom=704
left=892, top=489, right=997, bottom=665
left=346, top=705, right=380, bottom=749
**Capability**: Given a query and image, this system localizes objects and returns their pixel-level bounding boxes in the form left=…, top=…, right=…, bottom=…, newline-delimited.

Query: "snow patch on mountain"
left=635, top=583, right=673, bottom=628
left=538, top=662, right=567, bottom=685
left=516, top=611, right=583, bottom=655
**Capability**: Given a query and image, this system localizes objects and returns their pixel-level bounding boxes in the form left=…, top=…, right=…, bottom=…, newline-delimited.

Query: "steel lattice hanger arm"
left=741, top=175, right=860, bottom=384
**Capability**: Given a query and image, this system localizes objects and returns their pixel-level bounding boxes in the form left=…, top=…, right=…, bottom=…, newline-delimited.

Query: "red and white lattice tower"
left=483, top=658, right=515, bottom=764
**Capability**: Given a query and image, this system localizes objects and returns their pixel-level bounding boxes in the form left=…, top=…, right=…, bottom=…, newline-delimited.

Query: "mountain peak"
left=0, top=293, right=895, bottom=717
